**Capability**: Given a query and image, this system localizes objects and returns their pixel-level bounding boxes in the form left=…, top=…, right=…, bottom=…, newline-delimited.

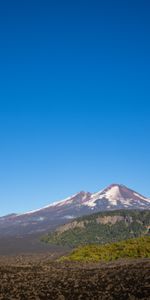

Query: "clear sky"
left=0, top=0, right=150, bottom=216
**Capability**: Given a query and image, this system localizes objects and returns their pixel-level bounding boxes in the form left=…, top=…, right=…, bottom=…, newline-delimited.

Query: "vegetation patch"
left=61, top=236, right=150, bottom=262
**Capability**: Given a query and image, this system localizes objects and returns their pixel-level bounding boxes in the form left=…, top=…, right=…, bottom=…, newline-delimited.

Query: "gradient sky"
left=0, top=0, right=150, bottom=216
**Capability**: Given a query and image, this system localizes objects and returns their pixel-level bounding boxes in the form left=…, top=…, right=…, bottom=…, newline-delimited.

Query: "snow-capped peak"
left=83, top=183, right=150, bottom=209
left=15, top=184, right=150, bottom=216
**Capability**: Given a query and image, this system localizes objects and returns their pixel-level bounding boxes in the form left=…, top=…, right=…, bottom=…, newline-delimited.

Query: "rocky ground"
left=0, top=255, right=149, bottom=300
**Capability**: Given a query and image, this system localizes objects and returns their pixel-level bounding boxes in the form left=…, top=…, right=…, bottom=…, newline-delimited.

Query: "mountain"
left=42, top=210, right=150, bottom=247
left=0, top=184, right=150, bottom=236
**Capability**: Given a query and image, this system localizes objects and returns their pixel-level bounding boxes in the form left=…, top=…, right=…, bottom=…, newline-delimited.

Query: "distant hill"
left=42, top=210, right=150, bottom=247
left=60, top=236, right=150, bottom=262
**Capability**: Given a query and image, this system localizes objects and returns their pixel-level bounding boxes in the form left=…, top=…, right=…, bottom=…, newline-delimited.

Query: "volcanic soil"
left=0, top=254, right=149, bottom=300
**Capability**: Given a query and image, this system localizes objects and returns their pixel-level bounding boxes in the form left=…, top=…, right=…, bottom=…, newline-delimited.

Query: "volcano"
left=0, top=184, right=149, bottom=236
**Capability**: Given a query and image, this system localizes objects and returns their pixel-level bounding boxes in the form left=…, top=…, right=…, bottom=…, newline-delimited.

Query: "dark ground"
left=0, top=235, right=149, bottom=299
left=0, top=234, right=70, bottom=256
left=0, top=255, right=149, bottom=300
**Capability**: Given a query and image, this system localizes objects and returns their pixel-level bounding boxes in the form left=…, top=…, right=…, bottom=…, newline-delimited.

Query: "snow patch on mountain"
left=133, top=192, right=150, bottom=202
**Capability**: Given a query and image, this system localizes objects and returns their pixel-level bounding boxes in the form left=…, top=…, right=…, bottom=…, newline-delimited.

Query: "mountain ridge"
left=42, top=209, right=150, bottom=247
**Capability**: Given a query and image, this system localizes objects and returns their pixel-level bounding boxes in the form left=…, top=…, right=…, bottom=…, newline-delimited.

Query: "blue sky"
left=0, top=0, right=150, bottom=216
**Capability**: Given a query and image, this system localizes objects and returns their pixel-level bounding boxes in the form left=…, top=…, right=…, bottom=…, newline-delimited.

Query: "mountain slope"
left=42, top=210, right=150, bottom=247
left=0, top=184, right=150, bottom=236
